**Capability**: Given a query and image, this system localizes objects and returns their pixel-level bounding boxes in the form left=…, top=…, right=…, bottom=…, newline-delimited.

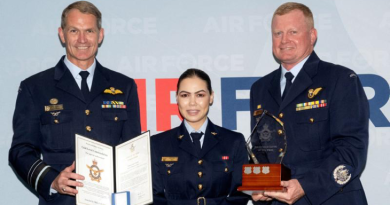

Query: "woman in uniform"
left=151, top=68, right=249, bottom=205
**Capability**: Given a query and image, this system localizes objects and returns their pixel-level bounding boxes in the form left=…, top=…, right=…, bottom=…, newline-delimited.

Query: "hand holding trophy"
left=238, top=109, right=291, bottom=193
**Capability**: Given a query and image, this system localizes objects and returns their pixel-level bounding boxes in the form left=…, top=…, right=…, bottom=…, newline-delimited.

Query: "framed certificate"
left=76, top=132, right=152, bottom=205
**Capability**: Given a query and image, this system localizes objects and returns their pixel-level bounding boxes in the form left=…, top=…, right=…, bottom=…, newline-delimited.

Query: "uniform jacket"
left=9, top=56, right=141, bottom=205
left=151, top=120, right=249, bottom=205
left=250, top=52, right=369, bottom=205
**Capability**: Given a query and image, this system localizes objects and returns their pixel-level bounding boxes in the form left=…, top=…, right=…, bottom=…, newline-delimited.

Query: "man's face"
left=272, top=9, right=317, bottom=70
left=58, top=9, right=104, bottom=69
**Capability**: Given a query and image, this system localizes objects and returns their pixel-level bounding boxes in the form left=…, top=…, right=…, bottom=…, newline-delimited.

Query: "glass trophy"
left=238, top=109, right=291, bottom=192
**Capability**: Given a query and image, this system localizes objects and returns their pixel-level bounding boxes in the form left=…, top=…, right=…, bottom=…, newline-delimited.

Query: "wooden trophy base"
left=238, top=164, right=291, bottom=193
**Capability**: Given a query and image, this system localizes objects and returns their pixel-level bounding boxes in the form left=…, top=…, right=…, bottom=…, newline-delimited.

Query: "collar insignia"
left=211, top=132, right=217, bottom=136
left=178, top=135, right=184, bottom=140
left=308, top=87, right=322, bottom=99
left=104, top=87, right=123, bottom=95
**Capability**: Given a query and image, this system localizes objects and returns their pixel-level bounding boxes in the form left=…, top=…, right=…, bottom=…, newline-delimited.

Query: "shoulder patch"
left=333, top=164, right=353, bottom=186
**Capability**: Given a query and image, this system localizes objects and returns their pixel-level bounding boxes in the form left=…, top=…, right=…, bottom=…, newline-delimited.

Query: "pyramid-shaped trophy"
left=238, top=109, right=291, bottom=193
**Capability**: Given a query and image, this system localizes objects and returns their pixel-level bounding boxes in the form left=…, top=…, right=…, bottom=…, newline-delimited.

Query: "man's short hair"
left=61, top=1, right=102, bottom=30
left=273, top=2, right=314, bottom=29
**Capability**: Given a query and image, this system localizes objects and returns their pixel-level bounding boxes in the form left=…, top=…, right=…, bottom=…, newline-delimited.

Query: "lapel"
left=199, top=120, right=220, bottom=158
left=177, top=120, right=221, bottom=158
left=54, top=56, right=85, bottom=103
left=54, top=57, right=111, bottom=104
left=279, top=52, right=320, bottom=112
left=268, top=68, right=282, bottom=107
left=89, top=60, right=110, bottom=103
left=177, top=122, right=198, bottom=157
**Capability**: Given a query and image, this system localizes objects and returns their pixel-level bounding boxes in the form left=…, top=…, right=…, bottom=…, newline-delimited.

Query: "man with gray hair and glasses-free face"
left=250, top=2, right=369, bottom=205
left=9, top=1, right=141, bottom=204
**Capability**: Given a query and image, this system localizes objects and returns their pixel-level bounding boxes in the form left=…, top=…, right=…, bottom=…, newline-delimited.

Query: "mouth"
left=187, top=110, right=200, bottom=116
left=76, top=46, right=89, bottom=50
left=280, top=47, right=294, bottom=51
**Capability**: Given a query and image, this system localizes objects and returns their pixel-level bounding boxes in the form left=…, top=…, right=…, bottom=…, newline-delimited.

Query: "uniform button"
left=86, top=126, right=92, bottom=132
left=85, top=110, right=90, bottom=116
left=198, top=160, right=203, bottom=165
left=279, top=113, right=284, bottom=118
left=167, top=170, right=171, bottom=175
left=279, top=148, right=283, bottom=152
left=54, top=119, right=59, bottom=124
left=114, top=116, right=119, bottom=121
left=198, top=172, right=203, bottom=178
left=310, top=118, right=314, bottom=123
left=198, top=184, right=203, bottom=190
left=278, top=130, right=283, bottom=135
left=225, top=167, right=228, bottom=172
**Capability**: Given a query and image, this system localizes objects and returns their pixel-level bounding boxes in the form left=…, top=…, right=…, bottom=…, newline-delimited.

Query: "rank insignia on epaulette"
left=161, top=157, right=178, bottom=162
left=211, top=132, right=217, bottom=136
left=308, top=87, right=322, bottom=99
left=104, top=87, right=123, bottom=95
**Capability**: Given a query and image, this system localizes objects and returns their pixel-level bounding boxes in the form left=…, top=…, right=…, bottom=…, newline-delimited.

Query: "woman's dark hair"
left=177, top=68, right=212, bottom=94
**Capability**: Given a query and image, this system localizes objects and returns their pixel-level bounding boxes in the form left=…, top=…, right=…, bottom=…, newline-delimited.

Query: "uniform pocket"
left=101, top=109, right=128, bottom=143
left=101, top=109, right=128, bottom=121
left=158, top=162, right=184, bottom=195
left=212, top=161, right=232, bottom=193
left=295, top=108, right=329, bottom=151
left=40, top=110, right=73, bottom=150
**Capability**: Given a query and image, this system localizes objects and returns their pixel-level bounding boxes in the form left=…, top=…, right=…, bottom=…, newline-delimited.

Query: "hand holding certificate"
left=76, top=132, right=153, bottom=205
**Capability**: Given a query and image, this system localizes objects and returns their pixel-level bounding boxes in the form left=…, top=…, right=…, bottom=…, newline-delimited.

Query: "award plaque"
left=238, top=109, right=291, bottom=193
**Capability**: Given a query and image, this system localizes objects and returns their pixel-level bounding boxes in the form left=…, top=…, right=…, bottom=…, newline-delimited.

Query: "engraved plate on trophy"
left=238, top=109, right=291, bottom=193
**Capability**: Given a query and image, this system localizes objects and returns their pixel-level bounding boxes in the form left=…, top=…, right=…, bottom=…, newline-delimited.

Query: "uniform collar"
left=64, top=55, right=96, bottom=82
left=280, top=55, right=310, bottom=84
left=184, top=118, right=208, bottom=134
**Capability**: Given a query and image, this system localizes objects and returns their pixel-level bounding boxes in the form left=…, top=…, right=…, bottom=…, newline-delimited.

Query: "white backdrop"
left=1, top=0, right=389, bottom=204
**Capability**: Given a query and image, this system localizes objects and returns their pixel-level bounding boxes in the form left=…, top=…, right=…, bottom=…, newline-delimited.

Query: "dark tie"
left=282, top=72, right=294, bottom=100
left=190, top=132, right=203, bottom=155
left=79, top=71, right=90, bottom=101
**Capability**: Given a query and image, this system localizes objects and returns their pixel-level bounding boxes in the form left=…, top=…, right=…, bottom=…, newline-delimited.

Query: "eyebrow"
left=178, top=90, right=207, bottom=94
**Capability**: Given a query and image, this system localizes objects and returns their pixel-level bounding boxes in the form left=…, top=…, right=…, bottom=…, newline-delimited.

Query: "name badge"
left=44, top=104, right=64, bottom=112
left=161, top=157, right=178, bottom=162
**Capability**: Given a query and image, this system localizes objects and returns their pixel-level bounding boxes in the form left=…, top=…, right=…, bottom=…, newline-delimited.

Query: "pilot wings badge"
left=104, top=87, right=123, bottom=95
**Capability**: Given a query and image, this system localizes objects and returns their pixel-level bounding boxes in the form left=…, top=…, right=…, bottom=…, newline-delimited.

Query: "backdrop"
left=1, top=0, right=389, bottom=204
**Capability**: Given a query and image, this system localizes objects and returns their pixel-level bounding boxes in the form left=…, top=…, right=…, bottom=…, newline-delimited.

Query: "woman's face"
left=177, top=76, right=214, bottom=130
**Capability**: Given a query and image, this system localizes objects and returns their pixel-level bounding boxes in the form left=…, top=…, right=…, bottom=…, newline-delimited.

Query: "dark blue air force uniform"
left=250, top=52, right=369, bottom=205
left=151, top=120, right=249, bottom=205
left=9, top=56, right=141, bottom=205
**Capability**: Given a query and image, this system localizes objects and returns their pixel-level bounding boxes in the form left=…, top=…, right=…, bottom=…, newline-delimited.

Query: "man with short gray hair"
left=9, top=1, right=141, bottom=204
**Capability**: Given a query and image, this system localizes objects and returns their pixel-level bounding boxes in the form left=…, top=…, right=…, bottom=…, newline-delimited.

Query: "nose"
left=189, top=95, right=196, bottom=106
left=281, top=33, right=289, bottom=44
left=78, top=32, right=87, bottom=43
